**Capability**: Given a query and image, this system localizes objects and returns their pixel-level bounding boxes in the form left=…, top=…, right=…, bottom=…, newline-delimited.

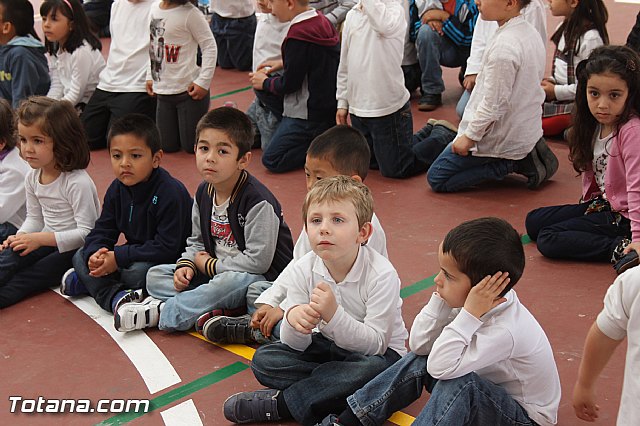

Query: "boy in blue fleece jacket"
left=250, top=0, right=340, bottom=173
left=61, top=114, right=192, bottom=314
left=0, top=0, right=50, bottom=108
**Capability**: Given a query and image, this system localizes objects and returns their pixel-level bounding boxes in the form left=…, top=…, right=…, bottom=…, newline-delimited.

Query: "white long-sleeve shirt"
left=46, top=42, right=105, bottom=105
left=19, top=169, right=100, bottom=253
left=211, top=0, right=254, bottom=18
left=310, top=0, right=357, bottom=26
left=280, top=245, right=408, bottom=356
left=336, top=0, right=409, bottom=117
left=256, top=212, right=388, bottom=309
left=596, top=267, right=640, bottom=426
left=552, top=29, right=604, bottom=102
left=148, top=2, right=217, bottom=94
left=0, top=148, right=30, bottom=229
left=98, top=0, right=153, bottom=93
left=458, top=16, right=545, bottom=159
left=465, top=0, right=547, bottom=76
left=253, top=13, right=289, bottom=72
left=410, top=291, right=560, bottom=426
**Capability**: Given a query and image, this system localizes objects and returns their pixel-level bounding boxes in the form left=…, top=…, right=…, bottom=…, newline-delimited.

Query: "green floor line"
left=521, top=234, right=531, bottom=245
left=210, top=86, right=252, bottom=100
left=400, top=275, right=436, bottom=299
left=97, top=362, right=249, bottom=426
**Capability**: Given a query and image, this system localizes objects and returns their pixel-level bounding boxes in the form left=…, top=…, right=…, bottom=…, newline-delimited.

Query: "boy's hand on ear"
left=310, top=282, right=338, bottom=322
left=464, top=272, right=510, bottom=319
left=173, top=267, right=193, bottom=292
left=287, top=304, right=321, bottom=334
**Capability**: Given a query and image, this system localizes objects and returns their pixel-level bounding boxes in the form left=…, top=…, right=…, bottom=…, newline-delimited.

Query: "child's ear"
left=237, top=151, right=252, bottom=170
left=152, top=149, right=163, bottom=168
left=358, top=222, right=373, bottom=245
left=0, top=22, right=12, bottom=36
left=350, top=174, right=363, bottom=183
left=569, top=0, right=580, bottom=8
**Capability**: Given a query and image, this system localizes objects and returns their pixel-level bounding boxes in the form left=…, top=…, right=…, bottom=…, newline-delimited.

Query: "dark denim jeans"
left=0, top=246, right=73, bottom=308
left=72, top=248, right=155, bottom=312
left=525, top=202, right=631, bottom=262
left=262, top=117, right=334, bottom=173
left=350, top=102, right=455, bottom=179
left=347, top=352, right=535, bottom=426
left=416, top=26, right=470, bottom=95
left=156, top=91, right=210, bottom=154
left=210, top=13, right=256, bottom=72
left=0, top=222, right=18, bottom=243
left=251, top=333, right=401, bottom=425
left=427, top=142, right=517, bottom=192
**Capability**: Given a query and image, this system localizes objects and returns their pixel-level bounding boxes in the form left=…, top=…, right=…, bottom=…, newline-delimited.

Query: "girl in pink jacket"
left=526, top=45, right=640, bottom=274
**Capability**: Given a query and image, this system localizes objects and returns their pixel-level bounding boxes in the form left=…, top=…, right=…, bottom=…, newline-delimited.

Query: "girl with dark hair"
left=40, top=0, right=105, bottom=110
left=527, top=45, right=640, bottom=274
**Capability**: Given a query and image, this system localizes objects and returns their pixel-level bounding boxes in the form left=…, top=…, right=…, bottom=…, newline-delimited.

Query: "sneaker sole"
left=526, top=148, right=547, bottom=189
left=535, top=139, right=559, bottom=182
left=59, top=268, right=75, bottom=296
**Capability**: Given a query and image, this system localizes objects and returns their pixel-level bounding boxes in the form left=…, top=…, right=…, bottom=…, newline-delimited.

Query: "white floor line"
left=54, top=290, right=181, bottom=394
left=160, top=399, right=203, bottom=426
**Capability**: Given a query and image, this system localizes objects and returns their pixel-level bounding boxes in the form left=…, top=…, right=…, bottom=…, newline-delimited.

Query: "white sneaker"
left=114, top=296, right=163, bottom=332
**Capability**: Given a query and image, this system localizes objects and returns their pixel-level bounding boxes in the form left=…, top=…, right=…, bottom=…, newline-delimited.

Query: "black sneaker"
left=112, top=289, right=146, bottom=314
left=515, top=149, right=546, bottom=189
left=60, top=268, right=89, bottom=296
left=611, top=238, right=632, bottom=264
left=614, top=251, right=639, bottom=275
left=202, top=314, right=253, bottom=344
left=316, top=414, right=344, bottom=426
left=534, top=138, right=559, bottom=182
left=223, top=389, right=282, bottom=423
left=195, top=306, right=248, bottom=335
left=418, top=94, right=442, bottom=111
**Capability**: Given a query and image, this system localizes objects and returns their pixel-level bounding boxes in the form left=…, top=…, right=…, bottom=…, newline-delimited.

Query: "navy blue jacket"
left=0, top=36, right=50, bottom=108
left=82, top=167, right=192, bottom=268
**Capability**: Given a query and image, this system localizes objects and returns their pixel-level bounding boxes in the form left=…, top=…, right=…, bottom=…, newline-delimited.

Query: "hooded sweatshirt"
left=0, top=36, right=50, bottom=108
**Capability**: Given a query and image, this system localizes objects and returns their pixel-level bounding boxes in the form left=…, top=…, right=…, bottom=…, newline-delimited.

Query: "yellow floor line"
left=188, top=332, right=256, bottom=361
left=388, top=411, right=417, bottom=425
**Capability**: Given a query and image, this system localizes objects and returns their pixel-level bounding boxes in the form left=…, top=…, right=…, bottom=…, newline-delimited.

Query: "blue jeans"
left=246, top=96, right=281, bottom=151
left=0, top=222, right=18, bottom=243
left=456, top=89, right=471, bottom=118
left=351, top=102, right=430, bottom=178
left=525, top=203, right=631, bottom=262
left=72, top=248, right=155, bottom=312
left=0, top=246, right=73, bottom=308
left=347, top=352, right=535, bottom=426
left=146, top=264, right=264, bottom=331
left=262, top=117, right=334, bottom=173
left=251, top=333, right=401, bottom=425
left=427, top=142, right=517, bottom=193
left=246, top=280, right=281, bottom=340
left=416, top=27, right=470, bottom=95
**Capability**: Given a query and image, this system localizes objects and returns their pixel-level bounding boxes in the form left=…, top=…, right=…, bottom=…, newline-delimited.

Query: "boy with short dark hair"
left=198, top=125, right=389, bottom=345
left=0, top=0, right=50, bottom=108
left=319, top=217, right=561, bottom=426
left=115, top=107, right=294, bottom=332
left=61, top=114, right=192, bottom=315
left=223, top=176, right=408, bottom=425
left=251, top=0, right=340, bottom=173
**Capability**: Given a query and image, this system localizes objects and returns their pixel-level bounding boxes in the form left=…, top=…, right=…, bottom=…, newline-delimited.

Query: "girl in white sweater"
left=0, top=97, right=99, bottom=309
left=40, top=0, right=105, bottom=111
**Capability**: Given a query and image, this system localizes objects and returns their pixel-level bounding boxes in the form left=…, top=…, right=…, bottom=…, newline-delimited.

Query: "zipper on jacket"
left=129, top=202, right=133, bottom=223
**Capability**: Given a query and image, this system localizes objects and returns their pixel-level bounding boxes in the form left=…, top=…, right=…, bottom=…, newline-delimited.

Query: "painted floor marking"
left=189, top=331, right=256, bottom=360
left=388, top=411, right=416, bottom=425
left=210, top=86, right=252, bottom=101
left=160, top=399, right=203, bottom=426
left=97, top=362, right=249, bottom=426
left=54, top=290, right=181, bottom=394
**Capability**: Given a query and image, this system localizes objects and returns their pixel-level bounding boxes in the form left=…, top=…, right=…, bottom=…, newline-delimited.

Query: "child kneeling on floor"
left=223, top=175, right=408, bottom=425
left=319, top=217, right=561, bottom=426
left=60, top=114, right=192, bottom=316
left=114, top=107, right=293, bottom=332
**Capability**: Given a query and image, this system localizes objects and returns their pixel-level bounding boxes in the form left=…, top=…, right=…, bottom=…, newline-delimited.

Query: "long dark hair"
left=569, top=45, right=640, bottom=173
left=40, top=0, right=101, bottom=55
left=550, top=0, right=609, bottom=54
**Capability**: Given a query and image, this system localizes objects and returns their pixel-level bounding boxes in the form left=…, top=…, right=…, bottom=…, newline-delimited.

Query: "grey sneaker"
left=223, top=389, right=282, bottom=423
left=114, top=296, right=163, bottom=332
left=203, top=314, right=254, bottom=344
left=516, top=149, right=546, bottom=189
left=534, top=138, right=559, bottom=182
left=614, top=250, right=639, bottom=275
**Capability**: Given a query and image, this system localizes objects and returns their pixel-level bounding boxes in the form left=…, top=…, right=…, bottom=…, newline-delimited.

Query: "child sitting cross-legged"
left=318, top=217, right=561, bottom=426
left=60, top=114, right=192, bottom=316
left=223, top=175, right=408, bottom=425
left=114, top=107, right=294, bottom=332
